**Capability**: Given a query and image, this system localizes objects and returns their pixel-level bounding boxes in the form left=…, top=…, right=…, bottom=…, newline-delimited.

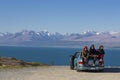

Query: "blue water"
left=0, top=46, right=120, bottom=66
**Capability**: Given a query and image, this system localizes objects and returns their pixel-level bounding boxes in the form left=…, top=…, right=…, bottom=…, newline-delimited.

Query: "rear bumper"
left=77, top=66, right=104, bottom=71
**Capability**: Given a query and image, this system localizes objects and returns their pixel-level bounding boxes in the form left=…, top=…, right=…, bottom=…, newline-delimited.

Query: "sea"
left=0, top=46, right=120, bottom=66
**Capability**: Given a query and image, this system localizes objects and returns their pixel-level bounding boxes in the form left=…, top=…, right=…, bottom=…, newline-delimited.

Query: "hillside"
left=0, top=57, right=48, bottom=68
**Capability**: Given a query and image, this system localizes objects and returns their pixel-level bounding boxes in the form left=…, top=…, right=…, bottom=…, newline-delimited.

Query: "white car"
left=70, top=52, right=104, bottom=72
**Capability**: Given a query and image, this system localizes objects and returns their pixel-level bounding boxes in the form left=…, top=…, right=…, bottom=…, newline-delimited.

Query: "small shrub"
left=11, top=57, right=17, bottom=60
left=30, top=62, right=41, bottom=66
left=0, top=63, right=2, bottom=66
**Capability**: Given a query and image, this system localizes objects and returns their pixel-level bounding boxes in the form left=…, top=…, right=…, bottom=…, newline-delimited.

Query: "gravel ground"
left=0, top=66, right=120, bottom=80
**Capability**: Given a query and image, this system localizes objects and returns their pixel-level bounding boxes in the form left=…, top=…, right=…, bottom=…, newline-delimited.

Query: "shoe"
left=92, top=64, right=95, bottom=66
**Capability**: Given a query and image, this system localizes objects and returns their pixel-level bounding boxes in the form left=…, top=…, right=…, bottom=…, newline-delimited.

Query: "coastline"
left=0, top=57, right=48, bottom=69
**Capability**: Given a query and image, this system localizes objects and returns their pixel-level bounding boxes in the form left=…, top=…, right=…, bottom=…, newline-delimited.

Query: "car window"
left=74, top=52, right=81, bottom=58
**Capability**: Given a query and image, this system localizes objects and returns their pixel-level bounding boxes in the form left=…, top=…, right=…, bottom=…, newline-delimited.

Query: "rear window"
left=74, top=52, right=81, bottom=58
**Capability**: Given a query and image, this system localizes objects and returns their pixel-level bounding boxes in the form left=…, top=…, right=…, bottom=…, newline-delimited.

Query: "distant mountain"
left=0, top=30, right=120, bottom=47
left=64, top=31, right=120, bottom=42
left=0, top=30, right=63, bottom=41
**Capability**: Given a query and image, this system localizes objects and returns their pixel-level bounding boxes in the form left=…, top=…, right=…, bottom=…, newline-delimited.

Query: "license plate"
left=90, top=67, right=95, bottom=70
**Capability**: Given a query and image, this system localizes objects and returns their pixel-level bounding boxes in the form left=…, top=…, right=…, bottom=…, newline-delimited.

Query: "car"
left=70, top=52, right=104, bottom=72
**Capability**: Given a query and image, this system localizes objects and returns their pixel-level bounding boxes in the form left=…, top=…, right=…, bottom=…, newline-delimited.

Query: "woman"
left=97, top=45, right=105, bottom=65
left=81, top=46, right=89, bottom=63
left=89, top=44, right=98, bottom=65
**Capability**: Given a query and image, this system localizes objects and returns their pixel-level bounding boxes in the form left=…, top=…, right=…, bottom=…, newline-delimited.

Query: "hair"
left=83, top=46, right=88, bottom=53
left=90, top=44, right=95, bottom=49
left=99, top=45, right=104, bottom=49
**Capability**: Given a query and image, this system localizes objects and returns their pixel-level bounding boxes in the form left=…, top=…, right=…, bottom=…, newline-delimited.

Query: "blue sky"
left=0, top=0, right=120, bottom=33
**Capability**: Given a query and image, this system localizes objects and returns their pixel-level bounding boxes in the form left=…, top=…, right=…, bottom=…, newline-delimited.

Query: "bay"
left=0, top=46, right=120, bottom=66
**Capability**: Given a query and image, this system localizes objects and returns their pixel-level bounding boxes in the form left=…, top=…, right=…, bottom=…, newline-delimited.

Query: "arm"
left=81, top=52, right=86, bottom=59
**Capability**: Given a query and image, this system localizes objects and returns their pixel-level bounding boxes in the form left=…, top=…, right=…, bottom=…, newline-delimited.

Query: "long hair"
left=83, top=46, right=88, bottom=53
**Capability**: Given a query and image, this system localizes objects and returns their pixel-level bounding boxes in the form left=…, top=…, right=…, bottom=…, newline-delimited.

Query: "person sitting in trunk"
left=89, top=44, right=98, bottom=65
left=81, top=46, right=89, bottom=63
left=97, top=45, right=105, bottom=65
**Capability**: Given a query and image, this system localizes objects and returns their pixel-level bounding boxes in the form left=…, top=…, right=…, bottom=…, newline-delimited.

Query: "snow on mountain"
left=0, top=30, right=64, bottom=42
left=60, top=31, right=120, bottom=47
left=0, top=30, right=120, bottom=47
left=0, top=30, right=120, bottom=41
left=0, top=33, right=4, bottom=37
left=110, top=31, right=119, bottom=35
left=82, top=31, right=97, bottom=35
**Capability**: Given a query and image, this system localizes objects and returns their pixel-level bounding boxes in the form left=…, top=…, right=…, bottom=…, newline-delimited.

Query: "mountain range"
left=0, top=30, right=120, bottom=48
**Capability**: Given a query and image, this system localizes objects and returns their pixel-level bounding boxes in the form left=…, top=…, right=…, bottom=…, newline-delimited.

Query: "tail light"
left=79, top=61, right=86, bottom=64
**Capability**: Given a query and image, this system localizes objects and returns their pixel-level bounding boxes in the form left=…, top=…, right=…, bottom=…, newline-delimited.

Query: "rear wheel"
left=70, top=55, right=75, bottom=70
left=70, top=66, right=74, bottom=70
left=77, top=69, right=80, bottom=72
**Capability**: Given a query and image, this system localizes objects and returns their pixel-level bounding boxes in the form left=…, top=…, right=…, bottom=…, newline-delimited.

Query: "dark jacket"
left=89, top=48, right=98, bottom=55
left=97, top=49, right=105, bottom=55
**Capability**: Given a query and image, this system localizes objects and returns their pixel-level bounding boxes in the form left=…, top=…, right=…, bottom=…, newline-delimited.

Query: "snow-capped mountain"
left=63, top=31, right=120, bottom=42
left=0, top=30, right=120, bottom=47
left=0, top=30, right=64, bottom=42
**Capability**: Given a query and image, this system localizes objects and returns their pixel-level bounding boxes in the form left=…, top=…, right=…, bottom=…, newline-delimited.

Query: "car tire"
left=70, top=66, right=74, bottom=70
left=77, top=70, right=79, bottom=72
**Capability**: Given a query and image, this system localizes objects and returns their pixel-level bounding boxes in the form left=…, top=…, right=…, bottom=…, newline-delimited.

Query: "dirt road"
left=0, top=66, right=120, bottom=80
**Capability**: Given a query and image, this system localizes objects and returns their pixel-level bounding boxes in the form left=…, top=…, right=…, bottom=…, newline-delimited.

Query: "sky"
left=0, top=0, right=120, bottom=34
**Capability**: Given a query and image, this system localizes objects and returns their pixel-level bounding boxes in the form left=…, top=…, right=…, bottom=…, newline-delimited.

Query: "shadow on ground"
left=80, top=67, right=120, bottom=73
left=104, top=67, right=120, bottom=73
